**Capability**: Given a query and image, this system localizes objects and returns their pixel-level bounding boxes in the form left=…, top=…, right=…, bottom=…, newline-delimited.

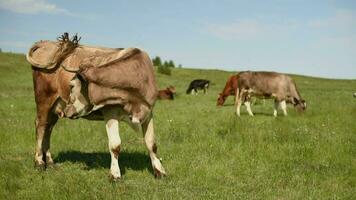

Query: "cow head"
left=217, top=93, right=226, bottom=106
left=64, top=74, right=93, bottom=119
left=167, top=86, right=176, bottom=94
left=294, top=98, right=307, bottom=112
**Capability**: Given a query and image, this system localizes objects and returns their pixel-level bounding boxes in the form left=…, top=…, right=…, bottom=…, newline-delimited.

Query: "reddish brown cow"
left=28, top=33, right=166, bottom=180
left=158, top=86, right=176, bottom=100
left=217, top=75, right=238, bottom=106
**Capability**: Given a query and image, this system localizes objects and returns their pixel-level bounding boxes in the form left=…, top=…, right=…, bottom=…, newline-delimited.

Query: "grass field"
left=0, top=52, right=355, bottom=199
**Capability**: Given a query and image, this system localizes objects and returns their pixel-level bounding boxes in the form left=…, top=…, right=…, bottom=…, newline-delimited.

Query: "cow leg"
left=235, top=89, right=242, bottom=116
left=42, top=113, right=58, bottom=167
left=104, top=111, right=122, bottom=181
left=34, top=118, right=47, bottom=169
left=236, top=99, right=242, bottom=116
left=244, top=101, right=254, bottom=116
left=273, top=100, right=279, bottom=117
left=142, top=117, right=166, bottom=178
left=34, top=104, right=57, bottom=169
left=280, top=100, right=288, bottom=116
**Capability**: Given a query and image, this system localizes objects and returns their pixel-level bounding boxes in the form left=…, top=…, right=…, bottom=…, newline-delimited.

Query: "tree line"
left=152, top=56, right=181, bottom=75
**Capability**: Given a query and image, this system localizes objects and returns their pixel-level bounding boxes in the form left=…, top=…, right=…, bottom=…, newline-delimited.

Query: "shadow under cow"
left=54, top=150, right=152, bottom=175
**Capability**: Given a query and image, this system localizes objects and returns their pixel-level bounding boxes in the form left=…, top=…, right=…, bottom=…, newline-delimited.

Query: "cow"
left=235, top=71, right=306, bottom=117
left=27, top=33, right=166, bottom=180
left=217, top=75, right=238, bottom=106
left=186, top=79, right=210, bottom=95
left=354, top=92, right=356, bottom=98
left=158, top=86, right=176, bottom=100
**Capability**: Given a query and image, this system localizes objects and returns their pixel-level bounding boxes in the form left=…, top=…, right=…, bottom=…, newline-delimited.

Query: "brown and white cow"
left=217, top=75, right=238, bottom=106
left=157, top=86, right=176, bottom=100
left=235, top=71, right=306, bottom=117
left=27, top=33, right=166, bottom=180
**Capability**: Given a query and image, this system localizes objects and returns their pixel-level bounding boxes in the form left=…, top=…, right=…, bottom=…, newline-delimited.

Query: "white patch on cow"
left=244, top=101, right=254, bottom=116
left=105, top=117, right=122, bottom=179
left=72, top=98, right=86, bottom=114
left=152, top=157, right=166, bottom=175
left=132, top=116, right=140, bottom=124
left=92, top=104, right=105, bottom=111
left=69, top=80, right=76, bottom=86
left=273, top=101, right=279, bottom=117
left=280, top=100, right=287, bottom=116
left=236, top=98, right=242, bottom=116
left=204, top=83, right=209, bottom=94
left=144, top=118, right=166, bottom=176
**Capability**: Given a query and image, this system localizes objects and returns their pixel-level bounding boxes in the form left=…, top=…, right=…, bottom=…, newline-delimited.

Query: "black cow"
left=186, top=79, right=210, bottom=95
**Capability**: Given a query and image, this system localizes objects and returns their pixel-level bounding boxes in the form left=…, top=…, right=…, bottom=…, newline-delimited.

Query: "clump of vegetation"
left=152, top=56, right=180, bottom=76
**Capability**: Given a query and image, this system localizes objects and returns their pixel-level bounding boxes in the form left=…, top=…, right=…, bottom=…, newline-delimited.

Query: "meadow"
left=0, top=52, right=355, bottom=199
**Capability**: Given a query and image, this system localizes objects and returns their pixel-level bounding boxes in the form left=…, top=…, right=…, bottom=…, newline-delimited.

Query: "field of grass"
left=0, top=52, right=355, bottom=199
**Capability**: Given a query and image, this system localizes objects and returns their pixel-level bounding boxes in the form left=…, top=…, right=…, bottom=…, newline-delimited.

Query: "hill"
left=0, top=52, right=355, bottom=199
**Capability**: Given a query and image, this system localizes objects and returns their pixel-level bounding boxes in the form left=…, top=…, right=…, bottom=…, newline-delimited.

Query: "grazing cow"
left=158, top=86, right=176, bottom=100
left=235, top=71, right=306, bottom=117
left=217, top=75, right=238, bottom=106
left=27, top=33, right=166, bottom=180
left=186, top=79, right=210, bottom=95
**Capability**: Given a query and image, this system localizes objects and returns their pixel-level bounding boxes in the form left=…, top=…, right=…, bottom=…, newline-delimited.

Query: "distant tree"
left=178, top=64, right=182, bottom=68
left=158, top=64, right=171, bottom=75
left=168, top=60, right=175, bottom=68
left=152, top=56, right=176, bottom=75
left=0, top=48, right=2, bottom=53
left=163, top=61, right=169, bottom=68
left=152, top=56, right=162, bottom=67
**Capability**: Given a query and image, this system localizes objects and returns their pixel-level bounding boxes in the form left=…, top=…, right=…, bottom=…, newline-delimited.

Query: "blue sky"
left=0, top=0, right=355, bottom=79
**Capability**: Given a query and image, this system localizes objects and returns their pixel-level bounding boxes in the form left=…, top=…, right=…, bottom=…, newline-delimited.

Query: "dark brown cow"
left=28, top=33, right=166, bottom=180
left=235, top=71, right=306, bottom=117
left=217, top=75, right=238, bottom=106
left=157, top=86, right=176, bottom=100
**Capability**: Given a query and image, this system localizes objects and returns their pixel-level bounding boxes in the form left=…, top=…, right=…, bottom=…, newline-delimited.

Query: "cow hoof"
left=34, top=162, right=46, bottom=171
left=153, top=168, right=166, bottom=179
left=108, top=174, right=121, bottom=182
left=46, top=162, right=57, bottom=170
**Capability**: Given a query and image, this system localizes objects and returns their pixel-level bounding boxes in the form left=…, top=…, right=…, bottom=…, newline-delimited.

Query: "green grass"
left=0, top=52, right=355, bottom=199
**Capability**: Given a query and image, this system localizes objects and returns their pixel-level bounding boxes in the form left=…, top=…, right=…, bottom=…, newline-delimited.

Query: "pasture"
left=0, top=52, right=355, bottom=199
